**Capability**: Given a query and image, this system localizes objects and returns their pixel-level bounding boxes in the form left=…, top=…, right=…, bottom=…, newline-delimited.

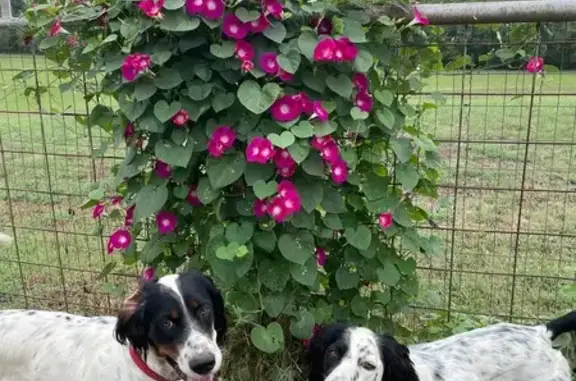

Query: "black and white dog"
left=0, top=270, right=226, bottom=381
left=308, top=311, right=576, bottom=381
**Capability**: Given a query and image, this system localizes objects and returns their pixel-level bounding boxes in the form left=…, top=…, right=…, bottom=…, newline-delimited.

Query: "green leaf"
left=154, top=68, right=183, bottom=90
left=225, top=221, right=254, bottom=245
left=238, top=80, right=282, bottom=114
left=119, top=97, right=147, bottom=121
left=212, top=92, right=235, bottom=113
left=96, top=262, right=116, bottom=280
left=335, top=267, right=359, bottom=290
left=154, top=140, right=193, bottom=168
left=277, top=50, right=301, bottom=74
left=250, top=323, right=284, bottom=353
left=154, top=100, right=181, bottom=122
left=290, top=256, right=317, bottom=286
left=206, top=152, right=246, bottom=189
left=295, top=178, right=323, bottom=213
left=210, top=41, right=235, bottom=58
left=291, top=121, right=314, bottom=138
left=326, top=74, right=353, bottom=98
left=134, top=184, right=168, bottom=221
left=344, top=224, right=372, bottom=250
left=278, top=230, right=315, bottom=265
left=268, top=131, right=295, bottom=149
left=179, top=35, right=207, bottom=52
left=187, top=82, right=214, bottom=101
left=253, top=230, right=277, bottom=253
left=160, top=11, right=200, bottom=31
left=376, top=107, right=395, bottom=129
left=259, top=258, right=290, bottom=291
left=396, top=163, right=419, bottom=191
left=297, top=31, right=318, bottom=61
left=289, top=310, right=316, bottom=339
left=374, top=90, right=393, bottom=107
left=263, top=294, right=286, bottom=317
left=134, top=79, right=157, bottom=101
left=321, top=185, right=346, bottom=213
left=377, top=262, right=400, bottom=287
left=302, top=152, right=325, bottom=177
left=342, top=18, right=366, bottom=43
left=235, top=7, right=261, bottom=22
left=164, top=0, right=185, bottom=9
left=244, top=163, right=274, bottom=186
left=253, top=180, right=278, bottom=199
left=390, top=137, right=413, bottom=163
left=216, top=242, right=248, bottom=261
left=197, top=176, right=219, bottom=204
left=141, top=238, right=166, bottom=263
left=263, top=22, right=286, bottom=43
left=362, top=173, right=389, bottom=201
left=287, top=139, right=310, bottom=164
left=350, top=294, right=368, bottom=317
left=151, top=45, right=172, bottom=66
left=39, top=36, right=60, bottom=50
left=353, top=49, right=373, bottom=73
left=313, top=121, right=337, bottom=137
left=350, top=107, right=368, bottom=120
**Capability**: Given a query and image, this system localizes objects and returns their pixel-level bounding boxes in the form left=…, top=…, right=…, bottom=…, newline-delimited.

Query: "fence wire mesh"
left=0, top=18, right=575, bottom=325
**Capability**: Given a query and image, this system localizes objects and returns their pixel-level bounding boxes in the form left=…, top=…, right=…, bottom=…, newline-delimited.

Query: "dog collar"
left=129, top=346, right=172, bottom=381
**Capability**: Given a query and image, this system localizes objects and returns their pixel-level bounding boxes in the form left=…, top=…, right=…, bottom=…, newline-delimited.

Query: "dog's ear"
left=114, top=289, right=149, bottom=353
left=307, top=327, right=326, bottom=381
left=378, top=334, right=418, bottom=381
left=204, top=275, right=227, bottom=345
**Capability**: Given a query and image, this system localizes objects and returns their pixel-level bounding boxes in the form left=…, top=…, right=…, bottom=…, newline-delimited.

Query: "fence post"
left=0, top=0, right=11, bottom=19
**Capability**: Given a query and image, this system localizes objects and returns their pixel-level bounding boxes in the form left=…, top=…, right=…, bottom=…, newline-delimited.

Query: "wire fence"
left=0, top=9, right=575, bottom=325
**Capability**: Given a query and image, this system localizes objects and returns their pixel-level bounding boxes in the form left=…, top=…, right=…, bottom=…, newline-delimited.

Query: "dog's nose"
left=189, top=353, right=216, bottom=375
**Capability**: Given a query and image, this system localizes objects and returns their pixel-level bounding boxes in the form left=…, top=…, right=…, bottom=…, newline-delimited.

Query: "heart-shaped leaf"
left=278, top=230, right=315, bottom=265
left=154, top=100, right=181, bottom=122
left=258, top=258, right=290, bottom=292
left=134, top=79, right=157, bottom=101
left=188, top=82, right=214, bottom=101
left=154, top=67, right=183, bottom=90
left=326, top=74, right=353, bottom=98
left=287, top=139, right=310, bottom=164
left=375, top=90, right=394, bottom=107
left=289, top=310, right=316, bottom=339
left=377, top=261, right=401, bottom=287
left=235, top=7, right=261, bottom=22
left=210, top=41, right=235, bottom=58
left=289, top=256, right=317, bottom=286
left=216, top=242, right=248, bottom=261
left=267, top=131, right=295, bottom=149
left=253, top=180, right=278, bottom=199
left=134, top=184, right=168, bottom=222
left=250, top=323, right=284, bottom=353
left=212, top=92, right=235, bottom=113
left=291, top=121, right=314, bottom=138
left=119, top=96, right=147, bottom=121
left=206, top=152, right=246, bottom=189
left=335, top=266, right=359, bottom=290
left=277, top=50, right=301, bottom=74
left=344, top=224, right=372, bottom=250
left=238, top=80, right=282, bottom=114
left=350, top=107, right=369, bottom=120
left=263, top=294, right=286, bottom=318
left=160, top=11, right=200, bottom=31
left=263, top=21, right=286, bottom=43
left=154, top=140, right=194, bottom=168
left=225, top=221, right=254, bottom=245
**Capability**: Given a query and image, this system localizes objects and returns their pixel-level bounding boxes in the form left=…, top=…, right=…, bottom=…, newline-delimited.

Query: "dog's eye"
left=160, top=319, right=174, bottom=329
left=197, top=306, right=210, bottom=318
left=360, top=361, right=376, bottom=371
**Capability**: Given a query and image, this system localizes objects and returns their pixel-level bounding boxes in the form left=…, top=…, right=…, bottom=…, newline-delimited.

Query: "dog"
left=0, top=269, right=227, bottom=381
left=307, top=311, right=576, bottom=381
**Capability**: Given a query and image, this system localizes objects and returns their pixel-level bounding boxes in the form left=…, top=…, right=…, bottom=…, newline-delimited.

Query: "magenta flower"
left=208, top=126, right=236, bottom=157
left=202, top=0, right=224, bottom=20
left=355, top=92, right=374, bottom=112
left=92, top=202, right=105, bottom=219
left=172, top=109, right=189, bottom=127
left=248, top=14, right=269, bottom=33
left=315, top=247, right=327, bottom=266
left=125, top=205, right=135, bottom=226
left=156, top=211, right=177, bottom=234
left=277, top=68, right=294, bottom=82
left=154, top=160, right=171, bottom=178
left=110, top=195, right=123, bottom=205
left=296, top=92, right=314, bottom=114
left=48, top=20, right=63, bottom=36
left=334, top=37, right=358, bottom=61
left=267, top=196, right=289, bottom=222
left=264, top=0, right=282, bottom=19
left=241, top=60, right=254, bottom=72
left=187, top=184, right=202, bottom=206
left=313, top=38, right=337, bottom=61
left=142, top=267, right=155, bottom=281
left=66, top=35, right=79, bottom=48
left=138, top=0, right=164, bottom=17
left=208, top=140, right=225, bottom=158
left=124, top=123, right=135, bottom=139
left=412, top=7, right=429, bottom=26
left=278, top=180, right=297, bottom=198
left=378, top=212, right=393, bottom=229
left=526, top=56, right=544, bottom=73
left=330, top=159, right=349, bottom=184
left=313, top=18, right=332, bottom=35
left=270, top=95, right=302, bottom=122
left=320, top=141, right=340, bottom=164
left=258, top=52, right=279, bottom=74
left=311, top=134, right=334, bottom=150
left=121, top=53, right=151, bottom=82
left=273, top=148, right=295, bottom=169
left=352, top=73, right=369, bottom=92
left=185, top=0, right=204, bottom=14
left=312, top=101, right=329, bottom=122
left=107, top=228, right=132, bottom=254
left=281, top=187, right=301, bottom=213
left=222, top=13, right=248, bottom=40
left=277, top=163, right=296, bottom=178
left=253, top=199, right=268, bottom=217
left=246, top=137, right=276, bottom=164
left=235, top=40, right=254, bottom=61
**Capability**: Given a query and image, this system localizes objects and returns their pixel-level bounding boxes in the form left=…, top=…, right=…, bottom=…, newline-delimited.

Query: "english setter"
left=308, top=311, right=576, bottom=381
left=0, top=269, right=227, bottom=381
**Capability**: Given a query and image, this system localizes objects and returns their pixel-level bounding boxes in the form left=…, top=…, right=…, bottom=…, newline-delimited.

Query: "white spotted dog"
left=308, top=312, right=576, bottom=381
left=0, top=270, right=227, bottom=381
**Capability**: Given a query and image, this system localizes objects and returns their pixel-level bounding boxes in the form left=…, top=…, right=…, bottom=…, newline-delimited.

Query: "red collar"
left=129, top=346, right=172, bottom=381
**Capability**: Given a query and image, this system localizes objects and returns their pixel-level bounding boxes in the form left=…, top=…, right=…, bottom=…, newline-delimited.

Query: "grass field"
left=0, top=53, right=575, bottom=330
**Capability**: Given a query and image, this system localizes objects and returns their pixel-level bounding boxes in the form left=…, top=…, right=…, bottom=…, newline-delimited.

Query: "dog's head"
left=307, top=323, right=418, bottom=381
left=114, top=269, right=227, bottom=381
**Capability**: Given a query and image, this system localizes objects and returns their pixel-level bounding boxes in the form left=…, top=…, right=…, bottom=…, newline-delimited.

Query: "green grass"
left=0, top=55, right=575, bottom=376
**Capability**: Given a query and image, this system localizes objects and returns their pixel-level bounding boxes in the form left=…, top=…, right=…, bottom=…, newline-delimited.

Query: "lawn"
left=0, top=53, right=575, bottom=328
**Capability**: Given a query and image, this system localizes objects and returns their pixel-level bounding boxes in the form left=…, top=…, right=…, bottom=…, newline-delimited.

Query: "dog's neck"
left=130, top=347, right=184, bottom=381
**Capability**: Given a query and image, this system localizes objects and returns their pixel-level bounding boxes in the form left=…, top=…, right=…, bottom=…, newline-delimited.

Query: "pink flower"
left=315, top=247, right=326, bottom=266
left=125, top=205, right=135, bottom=226
left=138, top=0, right=164, bottom=18
left=273, top=148, right=295, bottom=169
left=222, top=13, right=248, bottom=40
left=270, top=95, right=302, bottom=122
left=66, top=35, right=78, bottom=48
left=48, top=20, right=63, bottom=36
left=264, top=0, right=282, bottom=19
left=278, top=180, right=296, bottom=198
left=172, top=109, right=189, bottom=127
left=156, top=211, right=177, bottom=234
left=110, top=196, right=123, bottom=205
left=355, top=92, right=374, bottom=112
left=253, top=199, right=268, bottom=217
left=92, top=202, right=105, bottom=219
left=352, top=73, right=369, bottom=92
left=248, top=14, right=269, bottom=33
left=246, top=137, right=276, bottom=164
left=208, top=140, right=225, bottom=157
left=107, top=228, right=132, bottom=254
left=267, top=196, right=289, bottom=222
left=330, top=159, right=348, bottom=184
left=412, top=7, right=429, bottom=26
left=154, top=160, right=171, bottom=178
left=320, top=141, right=340, bottom=164
left=378, top=212, right=393, bottom=229
left=124, top=123, right=135, bottom=139
left=334, top=37, right=358, bottom=61
left=235, top=40, right=254, bottom=61
left=296, top=93, right=314, bottom=114
left=312, top=101, right=329, bottom=121
left=277, top=163, right=296, bottom=178
left=311, top=135, right=334, bottom=150
left=187, top=184, right=202, bottom=206
left=281, top=188, right=301, bottom=213
left=142, top=267, right=155, bottom=281
left=202, top=0, right=224, bottom=20
left=277, top=68, right=294, bottom=82
left=311, top=17, right=332, bottom=35
left=526, top=56, right=544, bottom=73
left=208, top=126, right=236, bottom=157
left=241, top=60, right=254, bottom=72
left=121, top=53, right=151, bottom=82
left=258, top=52, right=279, bottom=74
left=313, top=38, right=337, bottom=61
left=185, top=0, right=204, bottom=14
